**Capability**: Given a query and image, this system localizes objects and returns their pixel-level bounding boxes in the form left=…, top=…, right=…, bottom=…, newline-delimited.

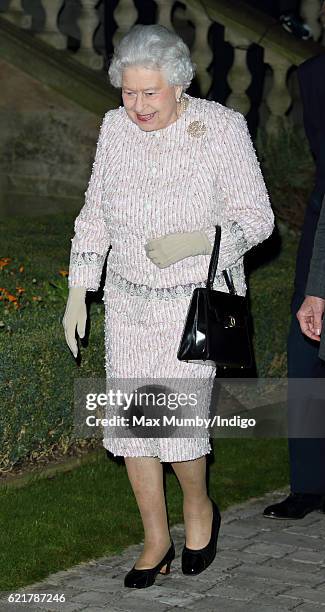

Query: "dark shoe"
left=124, top=540, right=175, bottom=588
left=279, top=12, right=312, bottom=40
left=263, top=493, right=324, bottom=520
left=182, top=499, right=221, bottom=575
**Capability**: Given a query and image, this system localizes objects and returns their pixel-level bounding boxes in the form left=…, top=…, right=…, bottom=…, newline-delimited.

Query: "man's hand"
left=144, top=230, right=212, bottom=269
left=296, top=295, right=325, bottom=341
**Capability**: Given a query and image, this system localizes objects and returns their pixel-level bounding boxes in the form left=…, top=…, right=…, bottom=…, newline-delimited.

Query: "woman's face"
left=121, top=66, right=182, bottom=131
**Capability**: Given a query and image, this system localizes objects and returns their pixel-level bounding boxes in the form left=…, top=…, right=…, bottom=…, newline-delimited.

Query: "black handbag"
left=177, top=225, right=253, bottom=368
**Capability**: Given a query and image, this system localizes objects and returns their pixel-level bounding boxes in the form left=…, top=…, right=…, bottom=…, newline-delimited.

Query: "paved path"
left=1, top=488, right=325, bottom=612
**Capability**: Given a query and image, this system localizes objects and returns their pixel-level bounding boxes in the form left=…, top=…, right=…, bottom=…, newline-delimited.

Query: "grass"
left=249, top=229, right=298, bottom=376
left=0, top=438, right=289, bottom=591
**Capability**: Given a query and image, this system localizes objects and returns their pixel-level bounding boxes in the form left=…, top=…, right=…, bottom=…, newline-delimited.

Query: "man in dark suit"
left=263, top=49, right=325, bottom=519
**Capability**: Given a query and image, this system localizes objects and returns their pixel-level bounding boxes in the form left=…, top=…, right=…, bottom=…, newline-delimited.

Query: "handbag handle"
left=206, top=225, right=236, bottom=295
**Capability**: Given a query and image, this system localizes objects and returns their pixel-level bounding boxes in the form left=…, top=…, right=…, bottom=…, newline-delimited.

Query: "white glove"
left=62, top=287, right=87, bottom=358
left=144, top=230, right=212, bottom=269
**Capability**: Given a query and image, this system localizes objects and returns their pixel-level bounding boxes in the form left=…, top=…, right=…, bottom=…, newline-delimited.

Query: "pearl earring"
left=176, top=92, right=188, bottom=117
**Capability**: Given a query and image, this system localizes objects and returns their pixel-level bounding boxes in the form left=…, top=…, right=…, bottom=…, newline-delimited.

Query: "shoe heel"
left=159, top=560, right=172, bottom=575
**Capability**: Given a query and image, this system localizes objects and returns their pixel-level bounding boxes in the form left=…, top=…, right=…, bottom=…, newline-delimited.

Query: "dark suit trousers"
left=287, top=186, right=325, bottom=494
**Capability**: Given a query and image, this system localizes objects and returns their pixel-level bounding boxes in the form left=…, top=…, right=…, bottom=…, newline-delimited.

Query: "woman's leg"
left=171, top=455, right=213, bottom=549
left=124, top=456, right=171, bottom=570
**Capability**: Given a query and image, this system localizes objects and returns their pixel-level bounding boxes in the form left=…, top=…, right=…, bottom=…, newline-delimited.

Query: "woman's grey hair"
left=108, top=24, right=195, bottom=90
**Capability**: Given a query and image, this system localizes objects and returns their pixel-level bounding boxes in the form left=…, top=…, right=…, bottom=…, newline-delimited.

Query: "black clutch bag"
left=177, top=225, right=253, bottom=368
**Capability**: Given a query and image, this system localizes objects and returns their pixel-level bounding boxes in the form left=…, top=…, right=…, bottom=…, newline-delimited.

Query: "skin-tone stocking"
left=124, top=456, right=171, bottom=571
left=172, top=455, right=213, bottom=549
left=124, top=454, right=213, bottom=570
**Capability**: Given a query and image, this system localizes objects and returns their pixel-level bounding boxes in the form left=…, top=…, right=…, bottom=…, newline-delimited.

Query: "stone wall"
left=0, top=57, right=102, bottom=216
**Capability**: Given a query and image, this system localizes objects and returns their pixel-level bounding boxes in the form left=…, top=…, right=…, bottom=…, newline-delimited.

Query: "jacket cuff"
left=68, top=251, right=106, bottom=291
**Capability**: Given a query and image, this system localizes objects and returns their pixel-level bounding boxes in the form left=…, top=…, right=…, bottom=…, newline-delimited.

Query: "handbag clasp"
left=225, top=315, right=236, bottom=327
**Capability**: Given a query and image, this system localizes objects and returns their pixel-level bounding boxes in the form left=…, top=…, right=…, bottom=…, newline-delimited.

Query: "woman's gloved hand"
left=62, top=287, right=87, bottom=358
left=144, top=230, right=212, bottom=269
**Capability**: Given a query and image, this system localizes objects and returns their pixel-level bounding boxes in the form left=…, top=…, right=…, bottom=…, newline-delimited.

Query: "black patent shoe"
left=182, top=499, right=221, bottom=575
left=279, top=12, right=312, bottom=40
left=263, top=493, right=324, bottom=520
left=124, top=540, right=175, bottom=588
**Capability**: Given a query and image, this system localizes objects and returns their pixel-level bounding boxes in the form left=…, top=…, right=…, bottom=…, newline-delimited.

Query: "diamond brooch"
left=187, top=121, right=207, bottom=138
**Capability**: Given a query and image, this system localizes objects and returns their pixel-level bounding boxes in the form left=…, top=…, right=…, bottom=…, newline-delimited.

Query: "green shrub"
left=257, top=126, right=314, bottom=230
left=0, top=215, right=105, bottom=472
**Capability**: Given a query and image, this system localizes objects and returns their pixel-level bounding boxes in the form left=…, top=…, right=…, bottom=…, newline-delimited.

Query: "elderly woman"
left=63, top=24, right=274, bottom=588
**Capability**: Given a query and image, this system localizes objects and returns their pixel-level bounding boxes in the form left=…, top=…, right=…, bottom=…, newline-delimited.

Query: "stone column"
left=301, top=0, right=323, bottom=40
left=112, top=0, right=138, bottom=48
left=36, top=0, right=66, bottom=49
left=2, top=0, right=31, bottom=28
left=225, top=29, right=251, bottom=115
left=264, top=49, right=292, bottom=135
left=75, top=0, right=104, bottom=70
